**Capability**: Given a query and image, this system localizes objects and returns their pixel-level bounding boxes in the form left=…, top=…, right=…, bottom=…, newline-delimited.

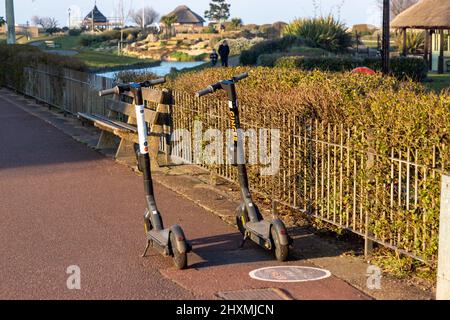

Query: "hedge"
left=0, top=44, right=86, bottom=88
left=267, top=55, right=427, bottom=81
left=239, top=36, right=309, bottom=65
left=168, top=66, right=449, bottom=263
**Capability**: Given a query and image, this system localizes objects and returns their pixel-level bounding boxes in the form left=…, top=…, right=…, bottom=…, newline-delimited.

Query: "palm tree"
left=160, top=15, right=177, bottom=37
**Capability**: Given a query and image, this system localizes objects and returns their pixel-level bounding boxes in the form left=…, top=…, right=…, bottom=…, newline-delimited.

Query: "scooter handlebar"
left=98, top=78, right=166, bottom=97
left=98, top=87, right=120, bottom=97
left=196, top=73, right=249, bottom=98
left=142, top=77, right=166, bottom=87
left=195, top=82, right=222, bottom=98
left=233, top=72, right=249, bottom=82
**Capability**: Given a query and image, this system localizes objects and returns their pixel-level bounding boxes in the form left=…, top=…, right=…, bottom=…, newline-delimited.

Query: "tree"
left=205, top=0, right=231, bottom=22
left=32, top=16, right=58, bottom=30
left=160, top=14, right=178, bottom=37
left=376, top=0, right=418, bottom=18
left=230, top=18, right=243, bottom=29
left=0, top=17, right=5, bottom=27
left=130, top=6, right=159, bottom=30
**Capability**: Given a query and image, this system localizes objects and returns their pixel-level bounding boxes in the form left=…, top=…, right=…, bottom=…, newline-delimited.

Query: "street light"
left=5, top=0, right=16, bottom=44
left=382, top=0, right=390, bottom=75
left=68, top=8, right=72, bottom=29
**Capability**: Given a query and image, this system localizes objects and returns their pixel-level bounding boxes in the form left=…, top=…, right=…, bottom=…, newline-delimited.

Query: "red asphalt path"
left=0, top=90, right=369, bottom=300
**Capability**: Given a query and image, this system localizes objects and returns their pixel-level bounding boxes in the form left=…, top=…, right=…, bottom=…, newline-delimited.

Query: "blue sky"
left=1, top=0, right=382, bottom=27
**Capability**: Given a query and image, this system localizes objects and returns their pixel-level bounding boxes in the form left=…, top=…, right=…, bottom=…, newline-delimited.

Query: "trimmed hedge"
left=268, top=55, right=427, bottom=81
left=240, top=36, right=307, bottom=65
left=0, top=44, right=86, bottom=88
left=168, top=66, right=449, bottom=264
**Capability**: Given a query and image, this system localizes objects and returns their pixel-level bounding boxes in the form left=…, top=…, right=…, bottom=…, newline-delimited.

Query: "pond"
left=96, top=61, right=204, bottom=79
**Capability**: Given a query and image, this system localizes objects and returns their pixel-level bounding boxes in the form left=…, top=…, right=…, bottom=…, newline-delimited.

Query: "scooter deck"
left=246, top=220, right=271, bottom=240
left=148, top=229, right=170, bottom=247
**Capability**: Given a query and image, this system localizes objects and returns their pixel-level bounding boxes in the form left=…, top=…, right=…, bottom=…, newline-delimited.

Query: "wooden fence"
left=11, top=66, right=446, bottom=264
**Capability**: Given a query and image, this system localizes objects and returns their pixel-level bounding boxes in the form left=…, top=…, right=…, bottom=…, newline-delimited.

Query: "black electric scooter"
left=99, top=78, right=191, bottom=269
left=196, top=73, right=293, bottom=261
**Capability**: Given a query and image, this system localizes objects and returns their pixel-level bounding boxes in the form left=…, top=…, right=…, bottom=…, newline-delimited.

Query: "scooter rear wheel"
left=271, top=228, right=289, bottom=262
left=170, top=232, right=188, bottom=270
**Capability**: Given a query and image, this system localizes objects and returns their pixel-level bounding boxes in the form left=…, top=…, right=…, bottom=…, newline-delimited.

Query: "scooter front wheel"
left=271, top=228, right=289, bottom=262
left=170, top=232, right=188, bottom=270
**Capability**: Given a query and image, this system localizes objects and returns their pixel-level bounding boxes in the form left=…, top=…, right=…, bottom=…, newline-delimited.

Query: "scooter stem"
left=132, top=85, right=164, bottom=231
left=222, top=81, right=260, bottom=223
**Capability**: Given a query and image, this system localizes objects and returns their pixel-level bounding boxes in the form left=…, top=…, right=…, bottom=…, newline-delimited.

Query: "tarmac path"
left=0, top=90, right=369, bottom=300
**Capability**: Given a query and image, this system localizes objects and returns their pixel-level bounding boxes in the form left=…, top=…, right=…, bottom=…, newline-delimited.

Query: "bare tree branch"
left=130, top=6, right=159, bottom=30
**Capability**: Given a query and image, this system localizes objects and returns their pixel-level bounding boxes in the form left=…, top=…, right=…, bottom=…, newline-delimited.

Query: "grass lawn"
left=24, top=34, right=156, bottom=69
left=75, top=50, right=155, bottom=69
left=425, top=73, right=450, bottom=93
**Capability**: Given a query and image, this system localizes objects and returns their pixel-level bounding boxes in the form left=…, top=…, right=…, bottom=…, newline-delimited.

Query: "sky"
left=0, top=0, right=383, bottom=28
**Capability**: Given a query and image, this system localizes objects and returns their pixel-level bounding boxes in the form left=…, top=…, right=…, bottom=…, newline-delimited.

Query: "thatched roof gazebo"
left=391, top=0, right=450, bottom=73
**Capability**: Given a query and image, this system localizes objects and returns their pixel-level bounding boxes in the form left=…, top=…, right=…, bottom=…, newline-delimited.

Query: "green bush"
left=271, top=55, right=427, bottom=81
left=390, top=56, right=428, bottom=81
left=170, top=51, right=208, bottom=62
left=169, top=66, right=449, bottom=264
left=284, top=16, right=353, bottom=53
left=240, top=35, right=302, bottom=65
left=395, top=31, right=425, bottom=55
left=0, top=44, right=86, bottom=88
left=68, top=29, right=82, bottom=37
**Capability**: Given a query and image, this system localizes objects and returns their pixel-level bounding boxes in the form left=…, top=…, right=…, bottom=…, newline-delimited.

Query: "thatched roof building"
left=164, top=5, right=205, bottom=26
left=391, top=0, right=450, bottom=73
left=391, top=0, right=450, bottom=29
left=161, top=5, right=205, bottom=34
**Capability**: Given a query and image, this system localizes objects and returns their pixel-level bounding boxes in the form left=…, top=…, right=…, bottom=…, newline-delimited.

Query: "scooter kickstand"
left=239, top=233, right=248, bottom=249
left=142, top=241, right=151, bottom=257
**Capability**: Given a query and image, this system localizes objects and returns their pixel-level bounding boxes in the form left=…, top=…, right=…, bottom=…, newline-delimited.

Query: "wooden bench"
left=78, top=88, right=172, bottom=167
left=44, top=40, right=60, bottom=49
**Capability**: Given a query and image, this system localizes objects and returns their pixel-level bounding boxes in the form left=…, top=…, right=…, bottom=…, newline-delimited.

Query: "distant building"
left=0, top=24, right=39, bottom=39
left=161, top=5, right=205, bottom=33
left=82, top=5, right=109, bottom=31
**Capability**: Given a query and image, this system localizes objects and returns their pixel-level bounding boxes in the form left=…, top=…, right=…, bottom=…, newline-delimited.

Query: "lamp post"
left=382, top=0, right=390, bottom=75
left=5, top=0, right=16, bottom=44
left=142, top=0, right=145, bottom=30
left=68, top=8, right=72, bottom=29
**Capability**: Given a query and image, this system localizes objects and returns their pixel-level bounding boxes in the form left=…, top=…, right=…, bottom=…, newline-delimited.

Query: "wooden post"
left=402, top=28, right=408, bottom=56
left=437, top=175, right=450, bottom=300
left=424, top=29, right=430, bottom=69
left=438, top=29, right=445, bottom=74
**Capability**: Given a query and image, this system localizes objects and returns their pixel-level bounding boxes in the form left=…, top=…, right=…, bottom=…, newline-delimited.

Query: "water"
left=96, top=61, right=204, bottom=79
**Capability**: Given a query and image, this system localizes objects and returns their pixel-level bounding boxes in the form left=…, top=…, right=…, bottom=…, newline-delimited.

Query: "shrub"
left=168, top=66, right=449, bottom=264
left=271, top=55, right=427, bottom=81
left=284, top=16, right=353, bottom=53
left=240, top=35, right=300, bottom=65
left=213, top=37, right=264, bottom=56
left=395, top=31, right=425, bottom=54
left=68, top=29, right=82, bottom=37
left=390, top=56, right=428, bottom=81
left=170, top=51, right=208, bottom=62
left=0, top=44, right=86, bottom=88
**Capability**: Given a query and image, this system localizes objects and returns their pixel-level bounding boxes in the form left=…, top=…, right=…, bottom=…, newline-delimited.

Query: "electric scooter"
left=99, top=78, right=191, bottom=269
left=196, top=73, right=293, bottom=261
